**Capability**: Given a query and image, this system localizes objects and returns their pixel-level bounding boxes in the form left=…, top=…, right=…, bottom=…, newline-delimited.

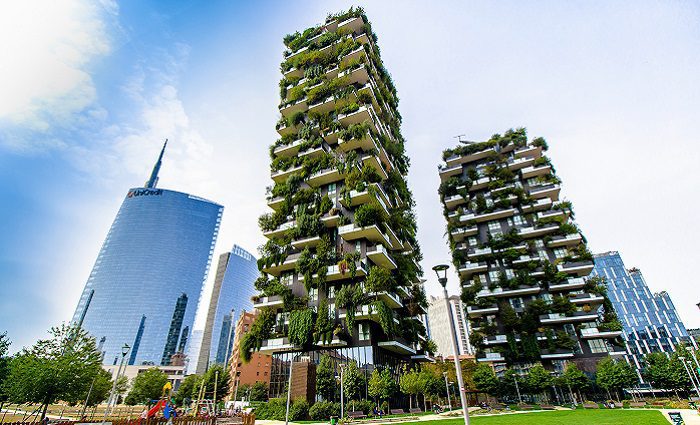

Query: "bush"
left=309, top=401, right=340, bottom=420
left=354, top=203, right=387, bottom=227
left=348, top=399, right=374, bottom=415
left=289, top=399, right=310, bottom=421
left=255, top=398, right=286, bottom=420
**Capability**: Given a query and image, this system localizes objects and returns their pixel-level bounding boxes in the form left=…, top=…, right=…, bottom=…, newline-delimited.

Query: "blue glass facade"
left=72, top=187, right=222, bottom=365
left=591, top=251, right=695, bottom=379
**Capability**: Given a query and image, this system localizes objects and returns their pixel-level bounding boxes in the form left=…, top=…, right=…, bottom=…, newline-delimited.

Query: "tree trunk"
left=40, top=402, right=49, bottom=421
left=409, top=394, right=413, bottom=409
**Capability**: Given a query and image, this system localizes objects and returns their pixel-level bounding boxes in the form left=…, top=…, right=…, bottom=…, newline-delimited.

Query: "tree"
left=596, top=357, right=637, bottom=400
left=0, top=332, right=11, bottom=402
left=201, top=364, right=230, bottom=402
left=2, top=324, right=102, bottom=419
left=125, top=368, right=168, bottom=405
left=317, top=354, right=336, bottom=401
left=524, top=364, right=552, bottom=400
left=473, top=363, right=499, bottom=395
left=172, top=374, right=201, bottom=405
left=249, top=381, right=269, bottom=402
left=368, top=369, right=395, bottom=410
left=343, top=362, right=364, bottom=403
left=399, top=369, right=421, bottom=409
left=84, top=368, right=116, bottom=406
left=561, top=363, right=589, bottom=402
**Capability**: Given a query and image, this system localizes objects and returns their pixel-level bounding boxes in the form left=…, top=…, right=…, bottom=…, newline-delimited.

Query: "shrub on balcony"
left=354, top=202, right=387, bottom=227
left=336, top=102, right=360, bottom=116
left=500, top=302, right=520, bottom=331
left=365, top=266, right=394, bottom=293
left=338, top=122, right=370, bottom=142
left=554, top=331, right=576, bottom=350
left=289, top=308, right=315, bottom=346
left=314, top=299, right=334, bottom=344
left=241, top=308, right=275, bottom=363
left=373, top=300, right=395, bottom=336
left=551, top=296, right=576, bottom=315
left=336, top=284, right=365, bottom=333
left=257, top=240, right=289, bottom=270
left=531, top=137, right=549, bottom=151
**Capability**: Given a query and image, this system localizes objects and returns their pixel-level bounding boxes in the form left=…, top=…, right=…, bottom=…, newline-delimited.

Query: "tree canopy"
left=125, top=368, right=168, bottom=405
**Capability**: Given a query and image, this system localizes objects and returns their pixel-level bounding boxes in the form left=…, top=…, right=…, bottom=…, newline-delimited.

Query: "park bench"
left=583, top=403, right=599, bottom=409
left=489, top=403, right=506, bottom=410
left=408, top=408, right=422, bottom=414
left=348, top=411, right=367, bottom=419
left=629, top=402, right=646, bottom=408
left=540, top=404, right=556, bottom=410
left=519, top=404, right=534, bottom=410
left=614, top=402, right=623, bottom=408
left=389, top=409, right=405, bottom=415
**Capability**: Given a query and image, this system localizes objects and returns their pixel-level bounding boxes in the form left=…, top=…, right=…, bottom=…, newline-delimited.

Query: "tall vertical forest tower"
left=438, top=129, right=626, bottom=373
left=245, top=7, right=430, bottom=399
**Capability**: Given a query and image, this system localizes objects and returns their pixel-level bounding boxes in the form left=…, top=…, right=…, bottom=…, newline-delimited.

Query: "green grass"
left=400, top=410, right=669, bottom=425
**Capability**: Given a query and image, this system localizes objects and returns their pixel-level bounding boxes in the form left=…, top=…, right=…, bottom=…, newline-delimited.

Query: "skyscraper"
left=591, top=251, right=695, bottom=380
left=246, top=7, right=429, bottom=401
left=438, top=129, right=625, bottom=373
left=427, top=295, right=473, bottom=358
left=190, top=245, right=258, bottom=374
left=72, top=142, right=223, bottom=366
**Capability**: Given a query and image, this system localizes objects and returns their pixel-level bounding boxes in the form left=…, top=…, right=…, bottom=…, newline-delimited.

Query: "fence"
left=0, top=414, right=254, bottom=425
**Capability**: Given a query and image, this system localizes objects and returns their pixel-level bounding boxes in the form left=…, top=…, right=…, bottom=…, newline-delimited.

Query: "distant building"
left=190, top=245, right=258, bottom=374
left=103, top=364, right=185, bottom=392
left=228, top=310, right=272, bottom=399
left=72, top=141, right=223, bottom=366
left=427, top=295, right=473, bottom=357
left=687, top=329, right=700, bottom=344
left=592, top=251, right=695, bottom=381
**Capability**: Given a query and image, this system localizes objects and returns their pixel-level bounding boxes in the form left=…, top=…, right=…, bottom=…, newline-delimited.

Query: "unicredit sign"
left=127, top=189, right=163, bottom=198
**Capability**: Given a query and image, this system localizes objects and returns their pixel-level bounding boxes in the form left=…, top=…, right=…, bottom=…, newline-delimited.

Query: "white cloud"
left=0, top=0, right=115, bottom=150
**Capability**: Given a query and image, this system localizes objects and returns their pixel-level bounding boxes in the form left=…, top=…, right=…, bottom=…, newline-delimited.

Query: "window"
left=328, top=183, right=337, bottom=195
left=513, top=215, right=525, bottom=226
left=359, top=323, right=370, bottom=341
left=488, top=222, right=502, bottom=236
left=355, top=241, right=361, bottom=253
left=534, top=240, right=544, bottom=248
left=510, top=298, right=523, bottom=309
left=281, top=273, right=293, bottom=286
left=257, top=372, right=260, bottom=376
left=467, top=237, right=478, bottom=246
left=588, top=339, right=608, bottom=354
left=505, top=269, right=514, bottom=279
left=309, top=288, right=318, bottom=302
left=488, top=270, right=500, bottom=283
left=327, top=286, right=335, bottom=299
left=554, top=248, right=568, bottom=259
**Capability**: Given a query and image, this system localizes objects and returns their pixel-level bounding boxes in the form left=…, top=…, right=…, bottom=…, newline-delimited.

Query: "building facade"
left=72, top=142, right=223, bottom=366
left=190, top=245, right=258, bottom=374
left=591, top=251, right=695, bottom=380
left=438, top=129, right=625, bottom=373
left=228, top=310, right=273, bottom=400
left=103, top=364, right=185, bottom=393
left=427, top=295, right=473, bottom=358
left=246, top=7, right=429, bottom=401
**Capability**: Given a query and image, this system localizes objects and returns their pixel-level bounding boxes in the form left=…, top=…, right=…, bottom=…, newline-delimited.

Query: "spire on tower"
left=145, top=139, right=167, bottom=188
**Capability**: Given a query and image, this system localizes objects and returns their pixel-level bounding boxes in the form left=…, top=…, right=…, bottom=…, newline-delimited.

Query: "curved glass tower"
left=72, top=142, right=223, bottom=366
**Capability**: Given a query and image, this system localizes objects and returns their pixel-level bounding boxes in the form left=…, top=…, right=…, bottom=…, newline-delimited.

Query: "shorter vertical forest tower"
left=243, top=7, right=431, bottom=400
left=438, top=129, right=626, bottom=373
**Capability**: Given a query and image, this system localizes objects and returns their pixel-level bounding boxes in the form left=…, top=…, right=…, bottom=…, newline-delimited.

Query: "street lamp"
left=102, top=343, right=130, bottom=424
left=338, top=364, right=347, bottom=419
left=679, top=357, right=700, bottom=399
left=512, top=375, right=523, bottom=404
left=443, top=372, right=452, bottom=411
left=433, top=264, right=470, bottom=425
left=284, top=355, right=295, bottom=425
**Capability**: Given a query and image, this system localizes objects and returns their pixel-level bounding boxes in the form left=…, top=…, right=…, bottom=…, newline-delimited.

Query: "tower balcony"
left=321, top=212, right=341, bottom=228
left=307, top=166, right=346, bottom=187
left=279, top=98, right=308, bottom=118
left=514, top=145, right=542, bottom=159
left=378, top=338, right=416, bottom=355
left=579, top=327, right=623, bottom=339
left=547, top=234, right=582, bottom=248
left=367, top=291, right=403, bottom=309
left=275, top=120, right=298, bottom=137
left=252, top=294, right=284, bottom=309
left=476, top=285, right=541, bottom=298
left=467, top=305, right=499, bottom=317
left=505, top=155, right=535, bottom=171
left=307, top=94, right=337, bottom=115
left=539, top=312, right=599, bottom=324
left=483, top=335, right=509, bottom=346
left=271, top=164, right=303, bottom=183
left=458, top=261, right=488, bottom=278
left=339, top=304, right=399, bottom=325
left=549, top=277, right=587, bottom=292
left=460, top=208, right=516, bottom=223
left=273, top=139, right=303, bottom=158
left=540, top=349, right=575, bottom=360
left=411, top=353, right=436, bottom=363
left=444, top=148, right=495, bottom=168
left=362, top=154, right=389, bottom=180
left=267, top=196, right=285, bottom=211
left=521, top=165, right=552, bottom=179
left=444, top=194, right=466, bottom=209
left=517, top=224, right=559, bottom=238
left=338, top=105, right=379, bottom=134
left=339, top=46, right=366, bottom=69
left=520, top=198, right=553, bottom=213
left=537, top=210, right=566, bottom=221
left=512, top=254, right=540, bottom=265
left=259, top=337, right=301, bottom=354
left=338, top=63, right=370, bottom=85
left=450, top=225, right=479, bottom=241
left=291, top=235, right=322, bottom=249
left=340, top=182, right=392, bottom=210
left=300, top=260, right=369, bottom=282
left=366, top=244, right=397, bottom=269
left=282, top=66, right=303, bottom=80
left=338, top=223, right=391, bottom=247
left=263, top=220, right=296, bottom=239
left=438, top=163, right=462, bottom=181
left=477, top=352, right=506, bottom=362
left=260, top=252, right=301, bottom=276
left=338, top=15, right=364, bottom=34
left=469, top=176, right=491, bottom=191
left=557, top=261, right=594, bottom=276
left=469, top=247, right=492, bottom=258
left=570, top=293, right=605, bottom=305
left=529, top=184, right=561, bottom=201
left=316, top=337, right=348, bottom=348
left=338, top=131, right=378, bottom=153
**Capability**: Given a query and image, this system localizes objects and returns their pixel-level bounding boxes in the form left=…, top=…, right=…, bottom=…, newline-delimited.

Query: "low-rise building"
left=227, top=310, right=272, bottom=399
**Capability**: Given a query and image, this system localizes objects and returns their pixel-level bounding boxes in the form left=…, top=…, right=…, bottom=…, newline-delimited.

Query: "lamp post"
left=338, top=364, right=346, bottom=419
left=433, top=264, right=470, bottom=425
left=443, top=372, right=452, bottom=411
left=513, top=375, right=523, bottom=404
left=102, top=343, right=130, bottom=424
left=284, top=356, right=294, bottom=425
left=679, top=357, right=700, bottom=399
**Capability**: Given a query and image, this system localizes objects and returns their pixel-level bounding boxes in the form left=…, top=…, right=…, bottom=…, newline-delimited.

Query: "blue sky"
left=1, top=0, right=699, bottom=352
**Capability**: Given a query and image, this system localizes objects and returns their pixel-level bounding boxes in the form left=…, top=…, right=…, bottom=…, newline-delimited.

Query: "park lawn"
left=402, top=409, right=669, bottom=425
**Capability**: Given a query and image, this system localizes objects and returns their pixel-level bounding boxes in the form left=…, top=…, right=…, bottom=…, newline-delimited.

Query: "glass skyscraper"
left=72, top=142, right=223, bottom=366
left=189, top=244, right=258, bottom=374
left=591, top=251, right=695, bottom=380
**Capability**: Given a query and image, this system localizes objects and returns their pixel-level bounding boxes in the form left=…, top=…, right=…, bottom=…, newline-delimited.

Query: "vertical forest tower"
left=244, top=8, right=430, bottom=400
left=438, top=129, right=626, bottom=373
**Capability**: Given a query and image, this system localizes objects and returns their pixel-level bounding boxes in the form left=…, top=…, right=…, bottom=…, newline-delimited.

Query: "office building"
left=438, top=129, right=625, bottom=373
left=247, top=7, right=429, bottom=402
left=591, top=251, right=695, bottom=380
left=228, top=310, right=273, bottom=400
left=72, top=142, right=223, bottom=366
left=190, top=245, right=258, bottom=374
left=427, top=295, right=473, bottom=357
